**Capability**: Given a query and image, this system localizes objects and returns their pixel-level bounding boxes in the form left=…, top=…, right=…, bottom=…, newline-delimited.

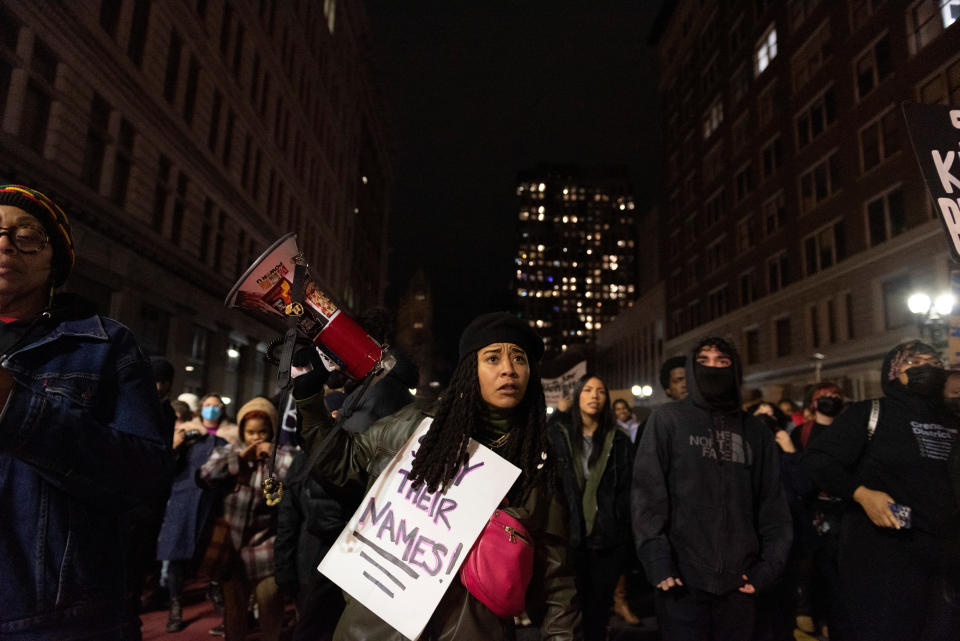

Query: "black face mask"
left=815, top=396, right=843, bottom=417
left=905, top=364, right=948, bottom=398
left=694, top=363, right=739, bottom=411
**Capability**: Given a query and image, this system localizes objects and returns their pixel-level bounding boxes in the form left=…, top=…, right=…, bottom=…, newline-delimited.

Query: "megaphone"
left=225, top=233, right=383, bottom=380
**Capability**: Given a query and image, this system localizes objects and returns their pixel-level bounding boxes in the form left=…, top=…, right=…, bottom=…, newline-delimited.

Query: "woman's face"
left=477, top=342, right=530, bottom=410
left=201, top=395, right=224, bottom=423
left=0, top=205, right=53, bottom=303
left=242, top=417, right=271, bottom=445
left=579, top=377, right=607, bottom=419
left=896, top=351, right=943, bottom=385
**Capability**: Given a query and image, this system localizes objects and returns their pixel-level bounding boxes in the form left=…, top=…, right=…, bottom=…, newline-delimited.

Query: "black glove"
left=293, top=368, right=329, bottom=401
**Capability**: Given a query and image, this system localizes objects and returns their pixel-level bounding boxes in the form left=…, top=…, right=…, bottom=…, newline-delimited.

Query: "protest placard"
left=318, top=418, right=520, bottom=640
left=542, top=360, right=587, bottom=407
left=903, top=102, right=960, bottom=262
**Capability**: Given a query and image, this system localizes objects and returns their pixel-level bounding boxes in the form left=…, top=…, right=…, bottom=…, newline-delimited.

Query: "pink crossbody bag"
left=459, top=509, right=535, bottom=618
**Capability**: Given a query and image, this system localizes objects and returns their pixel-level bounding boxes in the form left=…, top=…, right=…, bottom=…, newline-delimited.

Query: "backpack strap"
left=867, top=399, right=880, bottom=441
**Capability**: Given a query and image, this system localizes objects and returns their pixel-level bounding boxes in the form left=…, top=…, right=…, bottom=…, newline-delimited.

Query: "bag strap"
left=867, top=399, right=880, bottom=441
left=263, top=261, right=307, bottom=506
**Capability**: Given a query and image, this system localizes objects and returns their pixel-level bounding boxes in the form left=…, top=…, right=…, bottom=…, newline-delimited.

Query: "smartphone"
left=889, top=503, right=912, bottom=529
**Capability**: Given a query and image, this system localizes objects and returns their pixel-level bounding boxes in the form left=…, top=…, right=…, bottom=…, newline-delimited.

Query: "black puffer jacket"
left=548, top=413, right=633, bottom=551
left=631, top=347, right=792, bottom=594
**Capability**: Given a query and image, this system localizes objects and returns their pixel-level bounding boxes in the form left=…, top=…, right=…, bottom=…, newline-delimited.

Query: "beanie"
left=458, top=312, right=544, bottom=363
left=150, top=356, right=175, bottom=384
left=0, top=185, right=75, bottom=286
left=236, top=396, right=279, bottom=440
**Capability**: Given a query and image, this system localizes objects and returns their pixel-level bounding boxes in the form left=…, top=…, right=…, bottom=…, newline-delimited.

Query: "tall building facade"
left=513, top=166, right=638, bottom=355
left=395, top=268, right=436, bottom=394
left=642, top=0, right=960, bottom=402
left=0, top=0, right=391, bottom=407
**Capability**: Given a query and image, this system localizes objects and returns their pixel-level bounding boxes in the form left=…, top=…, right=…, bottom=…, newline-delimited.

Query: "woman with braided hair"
left=295, top=311, right=582, bottom=641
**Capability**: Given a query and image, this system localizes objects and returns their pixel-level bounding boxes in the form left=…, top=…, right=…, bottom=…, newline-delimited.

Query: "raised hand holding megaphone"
left=225, top=233, right=384, bottom=382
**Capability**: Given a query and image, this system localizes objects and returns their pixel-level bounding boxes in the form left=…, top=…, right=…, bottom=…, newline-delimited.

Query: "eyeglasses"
left=0, top=226, right=48, bottom=254
left=905, top=356, right=944, bottom=368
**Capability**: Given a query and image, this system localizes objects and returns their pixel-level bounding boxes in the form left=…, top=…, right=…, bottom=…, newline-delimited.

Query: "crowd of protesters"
left=0, top=184, right=958, bottom=641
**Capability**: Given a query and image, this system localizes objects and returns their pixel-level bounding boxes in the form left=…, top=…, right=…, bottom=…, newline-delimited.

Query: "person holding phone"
left=803, top=340, right=960, bottom=640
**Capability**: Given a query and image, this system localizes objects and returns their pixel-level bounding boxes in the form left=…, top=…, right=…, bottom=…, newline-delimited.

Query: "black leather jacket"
left=296, top=393, right=583, bottom=641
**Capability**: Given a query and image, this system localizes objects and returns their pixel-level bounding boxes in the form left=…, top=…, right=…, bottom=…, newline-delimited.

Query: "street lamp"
left=907, top=291, right=954, bottom=355
left=631, top=384, right=654, bottom=399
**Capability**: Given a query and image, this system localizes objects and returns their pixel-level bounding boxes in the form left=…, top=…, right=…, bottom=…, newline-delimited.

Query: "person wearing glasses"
left=0, top=185, right=172, bottom=640
left=803, top=340, right=960, bottom=641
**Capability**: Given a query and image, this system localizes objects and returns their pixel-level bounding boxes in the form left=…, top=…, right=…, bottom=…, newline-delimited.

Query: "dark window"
left=0, top=59, right=11, bottom=124
left=208, top=90, right=222, bottom=151
left=232, top=24, right=245, bottom=76
left=250, top=53, right=260, bottom=102
left=846, top=293, right=855, bottom=339
left=163, top=30, right=182, bottom=104
left=252, top=148, right=261, bottom=199
left=827, top=299, right=837, bottom=344
left=82, top=94, right=111, bottom=189
left=797, top=86, right=837, bottom=147
left=810, top=306, right=820, bottom=348
left=213, top=211, right=225, bottom=272
left=776, top=317, right=792, bottom=357
left=127, top=0, right=151, bottom=67
left=200, top=198, right=213, bottom=260
left=139, top=304, right=168, bottom=355
left=745, top=328, right=759, bottom=364
left=241, top=135, right=252, bottom=186
left=183, top=55, right=199, bottom=123
left=152, top=155, right=171, bottom=232
left=171, top=173, right=188, bottom=245
left=235, top=228, right=247, bottom=278
left=0, top=4, right=19, bottom=52
left=21, top=80, right=51, bottom=153
left=111, top=118, right=135, bottom=205
left=222, top=110, right=235, bottom=167
left=99, top=0, right=122, bottom=38
left=883, top=274, right=912, bottom=330
left=31, top=37, right=58, bottom=83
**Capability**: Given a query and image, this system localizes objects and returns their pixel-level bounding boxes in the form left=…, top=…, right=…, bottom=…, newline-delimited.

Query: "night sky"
left=365, top=1, right=664, bottom=362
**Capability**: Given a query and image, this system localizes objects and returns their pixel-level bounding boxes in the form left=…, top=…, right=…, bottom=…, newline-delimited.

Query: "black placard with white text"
left=903, top=102, right=960, bottom=263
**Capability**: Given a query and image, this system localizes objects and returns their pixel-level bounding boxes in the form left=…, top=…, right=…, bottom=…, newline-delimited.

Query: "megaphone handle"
left=276, top=261, right=308, bottom=390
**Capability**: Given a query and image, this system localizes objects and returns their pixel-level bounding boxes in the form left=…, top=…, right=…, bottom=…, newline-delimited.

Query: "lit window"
left=908, top=0, right=960, bottom=54
left=755, top=24, right=778, bottom=76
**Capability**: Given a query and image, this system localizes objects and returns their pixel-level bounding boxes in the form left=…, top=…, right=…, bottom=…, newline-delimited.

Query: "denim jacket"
left=0, top=298, right=173, bottom=640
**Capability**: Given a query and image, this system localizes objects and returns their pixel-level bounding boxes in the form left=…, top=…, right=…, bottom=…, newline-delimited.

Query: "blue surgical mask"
left=201, top=405, right=222, bottom=421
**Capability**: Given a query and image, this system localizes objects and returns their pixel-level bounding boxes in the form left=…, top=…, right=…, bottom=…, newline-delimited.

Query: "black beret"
left=458, top=312, right=544, bottom=363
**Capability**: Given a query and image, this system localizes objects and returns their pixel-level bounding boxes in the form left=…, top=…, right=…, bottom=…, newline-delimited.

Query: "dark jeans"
left=655, top=585, right=756, bottom=641
left=167, top=560, right=189, bottom=601
left=576, top=545, right=627, bottom=641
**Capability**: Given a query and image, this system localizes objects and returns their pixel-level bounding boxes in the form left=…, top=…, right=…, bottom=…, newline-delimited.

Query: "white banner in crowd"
left=318, top=419, right=520, bottom=640
left=541, top=360, right=587, bottom=407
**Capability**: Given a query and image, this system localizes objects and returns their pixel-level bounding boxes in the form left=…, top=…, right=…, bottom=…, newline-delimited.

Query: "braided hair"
left=407, top=349, right=551, bottom=502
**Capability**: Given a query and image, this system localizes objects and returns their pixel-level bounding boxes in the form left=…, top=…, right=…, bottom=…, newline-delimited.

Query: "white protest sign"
left=541, top=360, right=587, bottom=407
left=318, top=418, right=520, bottom=640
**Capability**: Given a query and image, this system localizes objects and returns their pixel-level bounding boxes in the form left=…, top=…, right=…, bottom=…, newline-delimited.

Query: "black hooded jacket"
left=802, top=346, right=959, bottom=535
left=631, top=347, right=792, bottom=594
